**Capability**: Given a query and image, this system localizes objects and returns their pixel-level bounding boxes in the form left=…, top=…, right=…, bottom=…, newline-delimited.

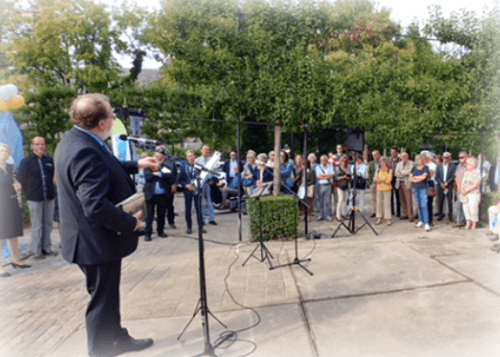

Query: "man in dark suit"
left=143, top=147, right=177, bottom=241
left=55, top=93, right=157, bottom=357
left=178, top=150, right=206, bottom=234
left=436, top=152, right=456, bottom=222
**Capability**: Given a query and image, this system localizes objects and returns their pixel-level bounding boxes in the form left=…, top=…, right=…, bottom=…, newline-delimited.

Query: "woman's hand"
left=13, top=183, right=21, bottom=191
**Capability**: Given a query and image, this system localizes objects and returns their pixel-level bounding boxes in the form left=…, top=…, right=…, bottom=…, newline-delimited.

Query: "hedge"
left=247, top=195, right=299, bottom=242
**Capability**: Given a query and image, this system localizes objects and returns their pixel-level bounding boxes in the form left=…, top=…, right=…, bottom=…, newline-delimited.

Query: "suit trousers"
left=145, top=194, right=168, bottom=236
left=437, top=187, right=453, bottom=217
left=455, top=192, right=465, bottom=225
left=371, top=184, right=377, bottom=215
left=399, top=182, right=414, bottom=219
left=79, top=259, right=122, bottom=356
left=184, top=190, right=201, bottom=230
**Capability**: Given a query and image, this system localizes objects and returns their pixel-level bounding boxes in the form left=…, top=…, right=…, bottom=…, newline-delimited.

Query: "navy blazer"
left=143, top=159, right=177, bottom=201
left=55, top=127, right=139, bottom=265
left=435, top=162, right=456, bottom=188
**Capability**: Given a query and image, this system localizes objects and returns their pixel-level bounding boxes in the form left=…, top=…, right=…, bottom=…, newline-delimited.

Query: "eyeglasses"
left=459, top=156, right=465, bottom=159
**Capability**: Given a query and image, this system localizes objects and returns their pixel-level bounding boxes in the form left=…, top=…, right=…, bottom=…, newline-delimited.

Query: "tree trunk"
left=273, top=124, right=282, bottom=196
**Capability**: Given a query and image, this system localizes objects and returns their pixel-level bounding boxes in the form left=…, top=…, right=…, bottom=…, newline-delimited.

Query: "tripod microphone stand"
left=177, top=158, right=226, bottom=357
left=332, top=164, right=378, bottom=237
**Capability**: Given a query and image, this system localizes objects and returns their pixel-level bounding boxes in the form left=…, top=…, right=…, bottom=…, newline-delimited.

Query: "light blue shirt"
left=315, top=164, right=334, bottom=185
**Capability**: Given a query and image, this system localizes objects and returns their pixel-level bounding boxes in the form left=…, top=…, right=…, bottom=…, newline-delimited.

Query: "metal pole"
left=237, top=119, right=242, bottom=242
left=303, top=128, right=308, bottom=236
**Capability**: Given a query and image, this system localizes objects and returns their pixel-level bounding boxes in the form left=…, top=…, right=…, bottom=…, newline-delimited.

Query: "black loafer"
left=186, top=228, right=192, bottom=234
left=169, top=224, right=176, bottom=229
left=144, top=235, right=152, bottom=242
left=157, top=232, right=168, bottom=238
left=114, top=336, right=153, bottom=355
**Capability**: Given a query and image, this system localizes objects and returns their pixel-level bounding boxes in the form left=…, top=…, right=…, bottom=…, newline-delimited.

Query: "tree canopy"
left=0, top=0, right=498, bottom=159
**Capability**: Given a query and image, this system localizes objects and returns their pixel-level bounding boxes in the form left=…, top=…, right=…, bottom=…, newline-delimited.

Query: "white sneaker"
left=425, top=224, right=431, bottom=232
left=416, top=221, right=423, bottom=228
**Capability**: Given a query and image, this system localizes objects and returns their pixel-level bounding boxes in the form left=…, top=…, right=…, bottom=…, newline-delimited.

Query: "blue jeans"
left=201, top=184, right=215, bottom=223
left=413, top=188, right=429, bottom=225
left=28, top=199, right=55, bottom=256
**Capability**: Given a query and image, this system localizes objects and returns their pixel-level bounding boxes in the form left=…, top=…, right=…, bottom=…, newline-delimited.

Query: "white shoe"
left=416, top=221, right=423, bottom=228
left=425, top=224, right=431, bottom=232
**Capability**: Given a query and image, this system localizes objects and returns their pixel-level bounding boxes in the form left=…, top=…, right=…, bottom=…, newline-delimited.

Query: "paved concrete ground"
left=1, top=194, right=500, bottom=357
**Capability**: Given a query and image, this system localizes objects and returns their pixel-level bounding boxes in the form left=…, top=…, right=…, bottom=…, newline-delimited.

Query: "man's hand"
left=186, top=184, right=194, bottom=191
left=13, top=183, right=21, bottom=192
left=172, top=184, right=177, bottom=193
left=138, top=157, right=159, bottom=171
left=441, top=184, right=447, bottom=190
left=133, top=211, right=143, bottom=231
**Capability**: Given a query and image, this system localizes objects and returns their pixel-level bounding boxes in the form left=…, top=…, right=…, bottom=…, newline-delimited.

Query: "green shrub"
left=247, top=195, right=299, bottom=242
left=480, top=192, right=500, bottom=224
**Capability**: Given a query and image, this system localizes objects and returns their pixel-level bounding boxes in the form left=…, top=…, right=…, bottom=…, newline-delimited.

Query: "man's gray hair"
left=443, top=152, right=452, bottom=158
left=307, top=153, right=317, bottom=161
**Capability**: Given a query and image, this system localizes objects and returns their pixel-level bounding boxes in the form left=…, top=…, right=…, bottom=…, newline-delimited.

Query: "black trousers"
left=145, top=194, right=168, bottom=236
left=79, top=259, right=123, bottom=356
left=427, top=181, right=435, bottom=224
left=437, top=187, right=453, bottom=217
left=184, top=190, right=201, bottom=230
left=391, top=178, right=401, bottom=217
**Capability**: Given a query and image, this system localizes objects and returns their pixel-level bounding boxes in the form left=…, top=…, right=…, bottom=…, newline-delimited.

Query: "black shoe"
left=44, top=251, right=58, bottom=257
left=209, top=221, right=217, bottom=225
left=169, top=224, right=176, bottom=229
left=145, top=235, right=152, bottom=242
left=157, top=232, right=168, bottom=238
left=200, top=228, right=207, bottom=233
left=112, top=335, right=154, bottom=356
left=186, top=228, right=193, bottom=234
left=10, top=262, right=31, bottom=269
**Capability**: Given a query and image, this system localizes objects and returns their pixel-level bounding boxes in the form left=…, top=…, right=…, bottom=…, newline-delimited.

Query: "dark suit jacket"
left=143, top=159, right=177, bottom=201
left=435, top=162, right=456, bottom=188
left=490, top=164, right=499, bottom=192
left=55, top=127, right=139, bottom=265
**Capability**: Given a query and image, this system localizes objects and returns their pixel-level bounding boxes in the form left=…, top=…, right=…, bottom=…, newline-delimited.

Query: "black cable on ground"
left=170, top=236, right=262, bottom=357
left=212, top=244, right=262, bottom=356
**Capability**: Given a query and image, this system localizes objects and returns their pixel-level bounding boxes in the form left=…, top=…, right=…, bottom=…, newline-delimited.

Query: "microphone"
left=118, top=135, right=163, bottom=147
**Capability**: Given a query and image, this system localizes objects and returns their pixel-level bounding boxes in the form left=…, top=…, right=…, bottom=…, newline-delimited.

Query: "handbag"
left=355, top=177, right=367, bottom=190
left=307, top=185, right=314, bottom=198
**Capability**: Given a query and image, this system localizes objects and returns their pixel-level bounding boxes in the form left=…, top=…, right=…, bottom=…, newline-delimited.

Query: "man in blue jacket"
left=18, top=136, right=57, bottom=260
left=55, top=93, right=157, bottom=357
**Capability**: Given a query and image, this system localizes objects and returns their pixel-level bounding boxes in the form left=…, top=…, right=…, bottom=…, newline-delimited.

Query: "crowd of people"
left=136, top=142, right=499, bottom=240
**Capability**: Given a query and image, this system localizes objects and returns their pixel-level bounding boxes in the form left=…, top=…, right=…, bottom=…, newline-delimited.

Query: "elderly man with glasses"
left=436, top=152, right=456, bottom=222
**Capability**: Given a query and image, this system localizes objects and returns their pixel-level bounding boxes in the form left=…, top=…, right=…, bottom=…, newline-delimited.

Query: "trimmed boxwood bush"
left=247, top=195, right=299, bottom=242
left=480, top=192, right=500, bottom=224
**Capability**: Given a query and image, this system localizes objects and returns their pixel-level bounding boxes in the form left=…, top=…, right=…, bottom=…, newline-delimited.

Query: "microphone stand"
left=259, top=165, right=314, bottom=276
left=177, top=162, right=226, bottom=357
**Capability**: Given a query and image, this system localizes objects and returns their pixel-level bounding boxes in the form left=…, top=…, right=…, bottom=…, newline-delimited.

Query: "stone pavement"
left=1, top=194, right=500, bottom=357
